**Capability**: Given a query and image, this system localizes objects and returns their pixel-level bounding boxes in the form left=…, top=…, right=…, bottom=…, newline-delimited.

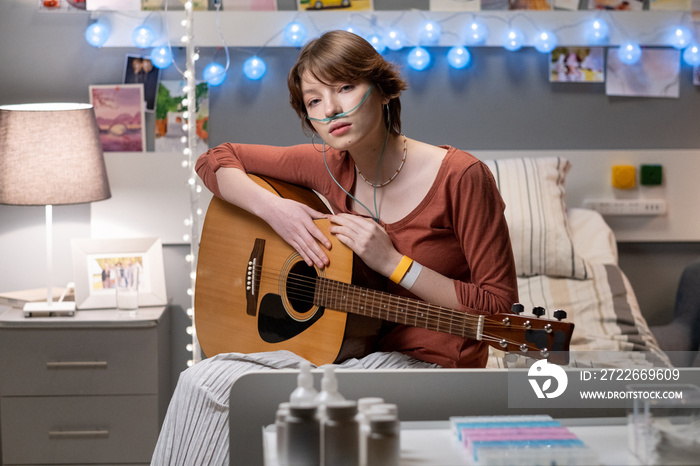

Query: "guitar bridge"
left=246, top=238, right=265, bottom=316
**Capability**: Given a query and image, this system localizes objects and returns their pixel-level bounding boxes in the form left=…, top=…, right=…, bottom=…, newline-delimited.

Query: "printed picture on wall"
left=648, top=0, right=691, bottom=10
left=297, top=0, right=373, bottom=11
left=87, top=0, right=141, bottom=10
left=142, top=0, right=207, bottom=10
left=429, top=0, right=480, bottom=11
left=587, top=0, right=643, bottom=10
left=89, top=84, right=146, bottom=152
left=508, top=0, right=552, bottom=10
left=38, top=0, right=87, bottom=11
left=155, top=80, right=209, bottom=154
left=223, top=0, right=278, bottom=9
left=606, top=48, right=681, bottom=98
left=123, top=54, right=160, bottom=112
left=550, top=47, right=605, bottom=83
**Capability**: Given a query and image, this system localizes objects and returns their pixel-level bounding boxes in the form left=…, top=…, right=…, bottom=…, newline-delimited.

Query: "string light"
left=385, top=27, right=407, bottom=51
left=670, top=26, right=693, bottom=49
left=367, top=33, right=386, bottom=54
left=243, top=56, right=267, bottom=80
left=284, top=21, right=307, bottom=46
left=617, top=41, right=642, bottom=65
left=533, top=31, right=557, bottom=54
left=683, top=43, right=700, bottom=66
left=447, top=46, right=471, bottom=69
left=203, top=62, right=226, bottom=86
left=150, top=45, right=173, bottom=69
left=464, top=19, right=488, bottom=46
left=132, top=24, right=156, bottom=49
left=407, top=46, right=431, bottom=71
left=502, top=28, right=524, bottom=52
left=418, top=20, right=442, bottom=45
left=585, top=18, right=609, bottom=44
left=85, top=19, right=110, bottom=47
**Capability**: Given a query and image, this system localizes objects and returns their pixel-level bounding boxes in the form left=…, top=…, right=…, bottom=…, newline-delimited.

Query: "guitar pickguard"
left=258, top=293, right=325, bottom=343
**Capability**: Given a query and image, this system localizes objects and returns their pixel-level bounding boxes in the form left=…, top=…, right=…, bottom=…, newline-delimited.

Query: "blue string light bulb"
left=385, top=28, right=407, bottom=51
left=132, top=24, right=156, bottom=49
left=585, top=18, right=609, bottom=44
left=407, top=46, right=431, bottom=71
left=617, top=41, right=642, bottom=65
left=418, top=20, right=442, bottom=45
left=367, top=33, right=386, bottom=54
left=683, top=43, right=700, bottom=66
left=85, top=19, right=110, bottom=47
left=243, top=56, right=266, bottom=80
left=284, top=21, right=307, bottom=47
left=150, top=45, right=173, bottom=69
left=203, top=62, right=227, bottom=86
left=670, top=26, right=693, bottom=49
left=533, top=31, right=557, bottom=53
left=447, top=46, right=471, bottom=69
left=502, top=28, right=524, bottom=52
left=464, top=19, right=488, bottom=45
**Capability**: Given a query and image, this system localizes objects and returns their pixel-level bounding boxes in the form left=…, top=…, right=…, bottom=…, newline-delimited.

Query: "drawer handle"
left=46, top=361, right=108, bottom=369
left=49, top=429, right=109, bottom=439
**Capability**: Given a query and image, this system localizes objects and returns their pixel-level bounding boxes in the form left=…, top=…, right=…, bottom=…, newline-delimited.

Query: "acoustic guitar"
left=195, top=175, right=574, bottom=366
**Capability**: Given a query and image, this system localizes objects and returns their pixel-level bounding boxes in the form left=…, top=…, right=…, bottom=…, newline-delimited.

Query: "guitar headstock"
left=481, top=304, right=574, bottom=365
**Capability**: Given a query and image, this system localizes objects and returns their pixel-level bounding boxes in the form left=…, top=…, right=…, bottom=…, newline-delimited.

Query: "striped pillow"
left=484, top=157, right=590, bottom=280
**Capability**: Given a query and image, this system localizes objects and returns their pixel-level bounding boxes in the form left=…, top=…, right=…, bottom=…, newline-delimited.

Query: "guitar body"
left=195, top=175, right=382, bottom=365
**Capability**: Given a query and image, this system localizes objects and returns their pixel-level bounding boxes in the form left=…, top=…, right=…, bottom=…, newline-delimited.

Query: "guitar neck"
left=314, top=277, right=483, bottom=340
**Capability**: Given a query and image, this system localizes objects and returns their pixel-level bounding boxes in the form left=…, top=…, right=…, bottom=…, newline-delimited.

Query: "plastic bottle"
left=275, top=402, right=290, bottom=466
left=285, top=403, right=320, bottom=466
left=322, top=400, right=359, bottom=466
left=356, top=397, right=385, bottom=466
left=365, top=414, right=399, bottom=466
left=290, top=360, right=318, bottom=404
left=314, top=365, right=345, bottom=407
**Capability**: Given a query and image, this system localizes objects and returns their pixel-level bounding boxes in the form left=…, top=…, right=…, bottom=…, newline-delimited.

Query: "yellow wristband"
left=390, top=256, right=413, bottom=284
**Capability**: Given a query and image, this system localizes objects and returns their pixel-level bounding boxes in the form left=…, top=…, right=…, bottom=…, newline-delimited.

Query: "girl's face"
left=301, top=72, right=388, bottom=151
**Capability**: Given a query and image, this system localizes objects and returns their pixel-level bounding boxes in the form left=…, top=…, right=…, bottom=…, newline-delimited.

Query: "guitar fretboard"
left=314, top=277, right=482, bottom=340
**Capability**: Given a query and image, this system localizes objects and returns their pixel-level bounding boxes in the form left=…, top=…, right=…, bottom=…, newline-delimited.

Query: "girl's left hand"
left=328, top=213, right=403, bottom=278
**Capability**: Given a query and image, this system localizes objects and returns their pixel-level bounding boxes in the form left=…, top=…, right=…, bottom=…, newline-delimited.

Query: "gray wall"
left=1, top=0, right=699, bottom=387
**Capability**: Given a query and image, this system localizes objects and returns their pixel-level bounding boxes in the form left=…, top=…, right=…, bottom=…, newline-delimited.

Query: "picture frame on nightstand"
left=71, top=237, right=167, bottom=309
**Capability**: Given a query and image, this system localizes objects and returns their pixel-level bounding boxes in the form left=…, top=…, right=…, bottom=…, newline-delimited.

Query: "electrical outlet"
left=583, top=199, right=668, bottom=216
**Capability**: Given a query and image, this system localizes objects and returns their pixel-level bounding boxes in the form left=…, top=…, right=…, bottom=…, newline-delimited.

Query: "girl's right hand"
left=262, top=196, right=332, bottom=269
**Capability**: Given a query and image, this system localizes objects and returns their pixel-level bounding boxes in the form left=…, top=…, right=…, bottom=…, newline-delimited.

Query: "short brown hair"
left=287, top=30, right=407, bottom=136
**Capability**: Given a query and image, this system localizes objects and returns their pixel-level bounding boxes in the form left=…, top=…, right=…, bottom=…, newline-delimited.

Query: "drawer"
left=1, top=395, right=158, bottom=465
left=0, top=326, right=158, bottom=396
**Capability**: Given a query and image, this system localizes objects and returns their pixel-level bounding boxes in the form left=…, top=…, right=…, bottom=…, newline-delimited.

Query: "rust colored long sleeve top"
left=195, top=143, right=518, bottom=368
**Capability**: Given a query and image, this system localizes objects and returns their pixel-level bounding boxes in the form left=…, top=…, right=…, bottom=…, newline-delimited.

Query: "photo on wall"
left=123, top=54, right=160, bottom=112
left=550, top=47, right=605, bottom=83
left=606, top=48, right=681, bottom=98
left=429, top=0, right=480, bottom=10
left=89, top=84, right=146, bottom=152
left=221, top=0, right=279, bottom=9
left=587, top=0, right=643, bottom=10
left=297, top=0, right=373, bottom=10
left=155, top=80, right=209, bottom=154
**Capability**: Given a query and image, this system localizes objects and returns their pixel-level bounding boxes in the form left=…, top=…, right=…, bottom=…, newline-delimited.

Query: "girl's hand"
left=328, top=213, right=403, bottom=277
left=263, top=196, right=332, bottom=269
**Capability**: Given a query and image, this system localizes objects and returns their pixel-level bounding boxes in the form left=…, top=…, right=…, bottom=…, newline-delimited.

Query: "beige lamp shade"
left=0, top=102, right=111, bottom=206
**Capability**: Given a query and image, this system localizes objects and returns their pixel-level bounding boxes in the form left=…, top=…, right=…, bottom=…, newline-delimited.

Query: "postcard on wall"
left=429, top=0, right=480, bottom=10
left=38, top=0, right=86, bottom=11
left=87, top=0, right=141, bottom=10
left=550, top=47, right=605, bottom=83
left=509, top=0, right=552, bottom=9
left=550, top=0, right=579, bottom=9
left=606, top=48, right=680, bottom=98
left=649, top=0, right=691, bottom=9
left=142, top=0, right=208, bottom=10
left=587, top=0, right=643, bottom=10
left=124, top=54, right=160, bottom=112
left=223, top=0, right=279, bottom=9
left=155, top=80, right=209, bottom=155
left=297, top=0, right=373, bottom=11
left=89, top=84, right=146, bottom=152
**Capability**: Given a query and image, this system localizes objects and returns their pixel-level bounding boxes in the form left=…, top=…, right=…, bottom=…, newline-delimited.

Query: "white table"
left=264, top=417, right=641, bottom=465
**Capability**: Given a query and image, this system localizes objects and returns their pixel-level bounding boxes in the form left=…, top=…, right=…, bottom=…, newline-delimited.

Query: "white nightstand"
left=0, top=306, right=170, bottom=465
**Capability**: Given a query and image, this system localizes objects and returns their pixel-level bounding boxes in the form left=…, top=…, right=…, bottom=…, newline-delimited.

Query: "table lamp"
left=0, top=103, right=111, bottom=316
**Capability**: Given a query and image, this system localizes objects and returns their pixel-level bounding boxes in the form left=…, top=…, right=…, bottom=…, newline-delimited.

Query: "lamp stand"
left=23, top=205, right=76, bottom=317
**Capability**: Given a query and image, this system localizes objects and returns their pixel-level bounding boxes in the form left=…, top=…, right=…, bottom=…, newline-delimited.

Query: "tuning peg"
left=532, top=306, right=546, bottom=318
left=511, top=303, right=524, bottom=314
left=553, top=309, right=567, bottom=321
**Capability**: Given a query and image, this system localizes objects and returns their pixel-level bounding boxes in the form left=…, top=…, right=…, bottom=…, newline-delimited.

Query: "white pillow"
left=484, top=157, right=591, bottom=279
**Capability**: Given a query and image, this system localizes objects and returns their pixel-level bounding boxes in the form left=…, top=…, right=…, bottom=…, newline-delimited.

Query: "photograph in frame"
left=71, top=237, right=167, bottom=309
left=89, top=84, right=146, bottom=152
left=124, top=54, right=160, bottom=112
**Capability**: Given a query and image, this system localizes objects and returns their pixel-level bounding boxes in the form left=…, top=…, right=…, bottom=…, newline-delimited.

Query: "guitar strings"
left=246, top=264, right=551, bottom=351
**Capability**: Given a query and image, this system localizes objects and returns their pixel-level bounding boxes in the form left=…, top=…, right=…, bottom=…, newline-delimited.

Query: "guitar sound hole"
left=286, top=261, right=318, bottom=315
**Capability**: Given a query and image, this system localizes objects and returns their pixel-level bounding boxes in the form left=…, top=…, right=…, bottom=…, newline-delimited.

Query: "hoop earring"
left=385, top=104, right=390, bottom=126
left=311, top=132, right=327, bottom=154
